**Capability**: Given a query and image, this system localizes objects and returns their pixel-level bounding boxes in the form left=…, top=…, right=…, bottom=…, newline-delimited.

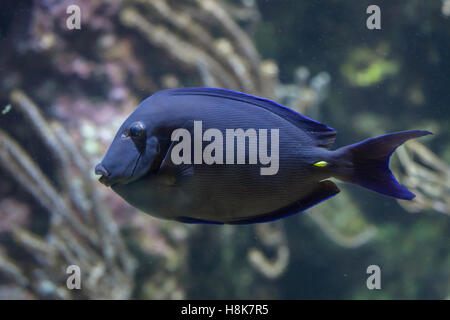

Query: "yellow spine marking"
left=313, top=161, right=328, bottom=167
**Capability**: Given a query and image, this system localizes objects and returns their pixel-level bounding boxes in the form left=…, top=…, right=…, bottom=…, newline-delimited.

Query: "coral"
left=395, top=140, right=450, bottom=215
left=0, top=91, right=134, bottom=299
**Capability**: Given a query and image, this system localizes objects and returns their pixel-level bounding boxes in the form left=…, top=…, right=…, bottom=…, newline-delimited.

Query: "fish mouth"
left=95, top=163, right=116, bottom=187
left=98, top=175, right=114, bottom=187
left=95, top=153, right=146, bottom=188
left=95, top=163, right=110, bottom=177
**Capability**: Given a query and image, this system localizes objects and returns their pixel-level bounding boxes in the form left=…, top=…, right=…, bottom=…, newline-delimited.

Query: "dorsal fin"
left=165, top=87, right=337, bottom=148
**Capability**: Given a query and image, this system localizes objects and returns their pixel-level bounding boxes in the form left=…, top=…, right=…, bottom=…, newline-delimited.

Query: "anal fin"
left=175, top=216, right=224, bottom=225
left=228, top=180, right=340, bottom=225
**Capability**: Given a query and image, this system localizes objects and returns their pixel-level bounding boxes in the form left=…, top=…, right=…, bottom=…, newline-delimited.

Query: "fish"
left=95, top=87, right=431, bottom=224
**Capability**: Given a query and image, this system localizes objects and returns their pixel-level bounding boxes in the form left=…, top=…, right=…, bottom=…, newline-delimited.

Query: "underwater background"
left=0, top=0, right=449, bottom=299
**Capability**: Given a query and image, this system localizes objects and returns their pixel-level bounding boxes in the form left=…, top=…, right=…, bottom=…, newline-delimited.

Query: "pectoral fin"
left=158, top=121, right=195, bottom=185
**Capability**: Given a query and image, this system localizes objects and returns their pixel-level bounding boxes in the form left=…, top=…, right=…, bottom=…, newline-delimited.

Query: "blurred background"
left=0, top=0, right=449, bottom=299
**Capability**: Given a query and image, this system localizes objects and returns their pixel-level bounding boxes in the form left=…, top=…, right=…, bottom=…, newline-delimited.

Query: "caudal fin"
left=337, top=130, right=432, bottom=200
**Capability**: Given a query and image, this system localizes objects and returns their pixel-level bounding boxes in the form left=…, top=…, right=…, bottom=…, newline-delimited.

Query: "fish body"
left=95, top=88, right=431, bottom=224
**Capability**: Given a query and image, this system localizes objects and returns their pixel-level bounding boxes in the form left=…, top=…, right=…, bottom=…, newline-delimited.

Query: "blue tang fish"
left=95, top=88, right=431, bottom=224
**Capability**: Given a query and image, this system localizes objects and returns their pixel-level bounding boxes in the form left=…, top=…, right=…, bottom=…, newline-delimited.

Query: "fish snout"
left=95, top=163, right=112, bottom=186
left=95, top=163, right=110, bottom=177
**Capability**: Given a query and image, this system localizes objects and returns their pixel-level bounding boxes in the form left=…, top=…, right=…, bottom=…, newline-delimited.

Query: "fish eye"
left=130, top=122, right=146, bottom=138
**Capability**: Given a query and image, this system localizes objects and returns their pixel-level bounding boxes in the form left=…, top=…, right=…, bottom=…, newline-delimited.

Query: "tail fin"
left=337, top=130, right=432, bottom=200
